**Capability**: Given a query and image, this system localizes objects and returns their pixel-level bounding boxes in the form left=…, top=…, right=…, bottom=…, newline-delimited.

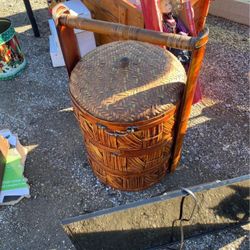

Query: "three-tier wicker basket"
left=54, top=1, right=209, bottom=191
left=69, top=41, right=186, bottom=190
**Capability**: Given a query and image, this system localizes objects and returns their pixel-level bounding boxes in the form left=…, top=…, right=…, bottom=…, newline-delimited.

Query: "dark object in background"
left=23, top=0, right=40, bottom=37
left=169, top=48, right=191, bottom=66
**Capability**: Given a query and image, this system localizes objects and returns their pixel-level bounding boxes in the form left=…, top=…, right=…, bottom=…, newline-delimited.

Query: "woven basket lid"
left=70, top=41, right=186, bottom=123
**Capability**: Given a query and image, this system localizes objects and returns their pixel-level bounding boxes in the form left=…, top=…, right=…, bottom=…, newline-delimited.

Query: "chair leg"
left=23, top=0, right=40, bottom=37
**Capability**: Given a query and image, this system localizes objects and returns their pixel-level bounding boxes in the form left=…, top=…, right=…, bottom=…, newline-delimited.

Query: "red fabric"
left=192, top=79, right=202, bottom=104
left=140, top=0, right=162, bottom=31
left=183, top=0, right=202, bottom=103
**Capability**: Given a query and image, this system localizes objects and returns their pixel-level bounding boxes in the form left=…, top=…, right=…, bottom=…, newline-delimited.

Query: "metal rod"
left=23, top=0, right=40, bottom=37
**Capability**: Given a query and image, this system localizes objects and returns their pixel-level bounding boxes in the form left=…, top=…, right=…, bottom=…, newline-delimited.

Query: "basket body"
left=70, top=40, right=186, bottom=191
left=0, top=18, right=26, bottom=80
left=72, top=96, right=179, bottom=191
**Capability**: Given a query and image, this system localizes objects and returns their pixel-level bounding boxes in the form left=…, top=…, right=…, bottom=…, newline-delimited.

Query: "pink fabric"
left=184, top=0, right=197, bottom=36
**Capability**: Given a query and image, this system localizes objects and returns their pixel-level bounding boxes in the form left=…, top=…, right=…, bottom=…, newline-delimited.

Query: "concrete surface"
left=161, top=223, right=250, bottom=250
left=0, top=0, right=249, bottom=249
left=62, top=177, right=249, bottom=250
left=209, top=0, right=250, bottom=26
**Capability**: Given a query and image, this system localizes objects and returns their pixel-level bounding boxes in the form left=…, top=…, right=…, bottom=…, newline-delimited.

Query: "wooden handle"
left=170, top=28, right=209, bottom=172
left=58, top=14, right=198, bottom=51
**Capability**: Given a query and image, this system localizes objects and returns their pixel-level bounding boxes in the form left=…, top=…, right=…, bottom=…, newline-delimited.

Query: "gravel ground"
left=0, top=1, right=249, bottom=249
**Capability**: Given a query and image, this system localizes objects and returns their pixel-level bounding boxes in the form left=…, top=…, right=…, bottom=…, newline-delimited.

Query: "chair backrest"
left=82, top=0, right=144, bottom=45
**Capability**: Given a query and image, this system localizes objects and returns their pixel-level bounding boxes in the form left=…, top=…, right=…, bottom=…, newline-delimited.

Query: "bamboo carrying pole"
left=56, top=13, right=209, bottom=173
left=170, top=29, right=209, bottom=172
left=58, top=14, right=197, bottom=50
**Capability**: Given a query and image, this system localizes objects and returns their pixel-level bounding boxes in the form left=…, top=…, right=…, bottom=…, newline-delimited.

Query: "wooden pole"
left=170, top=28, right=209, bottom=172
left=196, top=0, right=211, bottom=33
left=56, top=24, right=80, bottom=76
left=58, top=14, right=197, bottom=51
left=23, top=0, right=40, bottom=37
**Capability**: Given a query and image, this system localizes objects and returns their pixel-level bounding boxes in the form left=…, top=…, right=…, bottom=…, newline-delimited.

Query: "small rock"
left=215, top=163, right=221, bottom=169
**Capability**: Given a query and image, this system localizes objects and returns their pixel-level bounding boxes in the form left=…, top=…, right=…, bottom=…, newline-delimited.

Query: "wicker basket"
left=69, top=40, right=186, bottom=191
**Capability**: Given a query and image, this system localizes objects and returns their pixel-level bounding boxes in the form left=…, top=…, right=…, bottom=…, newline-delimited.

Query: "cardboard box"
left=49, top=0, right=96, bottom=67
left=49, top=35, right=65, bottom=67
left=0, top=130, right=29, bottom=205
